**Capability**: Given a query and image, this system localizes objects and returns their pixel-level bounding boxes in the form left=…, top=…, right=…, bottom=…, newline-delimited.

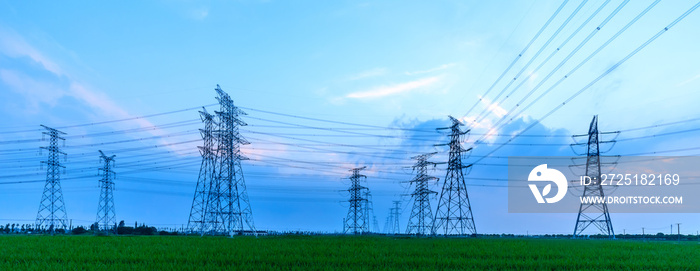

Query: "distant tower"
left=372, top=215, right=380, bottom=234
left=363, top=190, right=378, bottom=233
left=187, top=108, right=216, bottom=233
left=389, top=200, right=401, bottom=234
left=433, top=116, right=477, bottom=236
left=573, top=116, right=614, bottom=238
left=35, top=125, right=69, bottom=233
left=406, top=152, right=439, bottom=235
left=344, top=167, right=368, bottom=234
left=96, top=150, right=116, bottom=234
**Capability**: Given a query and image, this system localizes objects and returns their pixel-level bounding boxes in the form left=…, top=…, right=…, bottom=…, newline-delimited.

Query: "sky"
left=1, top=0, right=700, bottom=235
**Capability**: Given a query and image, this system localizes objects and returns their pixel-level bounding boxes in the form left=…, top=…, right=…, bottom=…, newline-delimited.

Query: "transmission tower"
left=406, top=152, right=439, bottom=235
left=433, top=116, right=477, bottom=236
left=573, top=115, right=614, bottom=238
left=372, top=215, right=380, bottom=234
left=344, top=166, right=368, bottom=234
left=35, top=125, right=69, bottom=233
left=363, top=190, right=378, bottom=233
left=202, top=85, right=256, bottom=236
left=187, top=107, right=216, bottom=233
left=387, top=200, right=401, bottom=234
left=96, top=150, right=116, bottom=234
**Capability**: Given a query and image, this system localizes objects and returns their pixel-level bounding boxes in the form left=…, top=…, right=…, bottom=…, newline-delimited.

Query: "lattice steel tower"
left=406, top=152, right=438, bottom=235
left=387, top=200, right=401, bottom=234
left=433, top=116, right=477, bottom=236
left=344, top=166, right=368, bottom=234
left=36, top=125, right=69, bottom=233
left=573, top=115, right=614, bottom=238
left=362, top=190, right=378, bottom=233
left=96, top=150, right=116, bottom=234
left=202, top=85, right=256, bottom=236
left=187, top=107, right=216, bottom=233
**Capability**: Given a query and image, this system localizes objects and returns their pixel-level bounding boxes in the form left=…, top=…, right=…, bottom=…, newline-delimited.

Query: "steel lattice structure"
left=96, top=150, right=116, bottom=234
left=406, top=152, right=438, bottom=235
left=187, top=108, right=216, bottom=233
left=433, top=116, right=477, bottom=236
left=387, top=200, right=401, bottom=234
left=35, top=125, right=69, bottom=233
left=362, top=190, right=378, bottom=233
left=344, top=166, right=368, bottom=234
left=189, top=85, right=256, bottom=236
left=574, top=115, right=614, bottom=238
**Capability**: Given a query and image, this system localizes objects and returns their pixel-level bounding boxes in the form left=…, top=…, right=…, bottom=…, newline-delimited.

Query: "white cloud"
left=459, top=115, right=499, bottom=144
left=459, top=95, right=509, bottom=144
left=477, top=95, right=507, bottom=118
left=346, top=76, right=441, bottom=99
left=0, top=26, right=64, bottom=76
left=190, top=6, right=209, bottom=20
left=676, top=72, right=700, bottom=87
left=405, top=63, right=456, bottom=76
left=0, top=69, right=66, bottom=112
left=347, top=67, right=387, bottom=81
left=0, top=26, right=192, bottom=154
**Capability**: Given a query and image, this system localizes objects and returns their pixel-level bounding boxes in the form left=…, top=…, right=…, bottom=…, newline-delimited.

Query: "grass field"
left=0, top=235, right=698, bottom=270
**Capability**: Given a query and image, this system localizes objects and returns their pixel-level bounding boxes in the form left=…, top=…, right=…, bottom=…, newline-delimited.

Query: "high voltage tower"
left=573, top=116, right=615, bottom=238
left=386, top=200, right=401, bottom=234
left=188, top=85, right=256, bottom=236
left=433, top=116, right=477, bottom=236
left=344, top=166, right=369, bottom=234
left=35, top=125, right=69, bottom=233
left=187, top=107, right=216, bottom=233
left=362, top=190, right=378, bottom=233
left=96, top=150, right=116, bottom=234
left=406, top=152, right=439, bottom=236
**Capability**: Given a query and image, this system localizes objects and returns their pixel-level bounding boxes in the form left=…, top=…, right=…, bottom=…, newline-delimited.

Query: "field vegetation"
left=0, top=235, right=697, bottom=270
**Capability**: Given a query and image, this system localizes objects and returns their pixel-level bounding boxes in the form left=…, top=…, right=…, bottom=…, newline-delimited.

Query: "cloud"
left=456, top=96, right=509, bottom=143
left=405, top=63, right=456, bottom=76
left=347, top=67, right=388, bottom=81
left=0, top=69, right=66, bottom=112
left=676, top=72, right=700, bottom=87
left=346, top=76, right=441, bottom=99
left=477, top=95, right=507, bottom=118
left=0, top=26, right=64, bottom=76
left=0, top=26, right=191, bottom=153
left=190, top=6, right=209, bottom=20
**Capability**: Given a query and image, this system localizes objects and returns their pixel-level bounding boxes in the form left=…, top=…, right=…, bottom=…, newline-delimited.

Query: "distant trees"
left=0, top=221, right=174, bottom=235
left=117, top=223, right=157, bottom=235
left=72, top=226, right=88, bottom=235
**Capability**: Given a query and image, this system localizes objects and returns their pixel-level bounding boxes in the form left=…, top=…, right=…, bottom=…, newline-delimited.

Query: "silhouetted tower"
left=433, top=116, right=477, bottom=236
left=204, top=85, right=256, bottom=236
left=344, top=166, right=368, bottom=234
left=372, top=215, right=380, bottom=234
left=574, top=116, right=614, bottom=238
left=35, top=125, right=68, bottom=233
left=96, top=150, right=116, bottom=234
left=363, top=190, right=378, bottom=233
left=187, top=107, right=216, bottom=233
left=388, top=200, right=401, bottom=234
left=406, top=152, right=439, bottom=235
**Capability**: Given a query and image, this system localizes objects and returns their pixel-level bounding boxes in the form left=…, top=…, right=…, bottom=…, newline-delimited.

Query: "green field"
left=0, top=235, right=697, bottom=270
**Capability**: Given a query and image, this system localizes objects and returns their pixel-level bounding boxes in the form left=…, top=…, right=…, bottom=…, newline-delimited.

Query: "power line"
left=463, top=0, right=571, bottom=117
left=472, top=0, right=591, bottom=123
left=468, top=1, right=700, bottom=166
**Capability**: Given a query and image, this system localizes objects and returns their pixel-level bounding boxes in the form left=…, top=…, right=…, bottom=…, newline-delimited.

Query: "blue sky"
left=1, top=0, right=700, bottom=235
